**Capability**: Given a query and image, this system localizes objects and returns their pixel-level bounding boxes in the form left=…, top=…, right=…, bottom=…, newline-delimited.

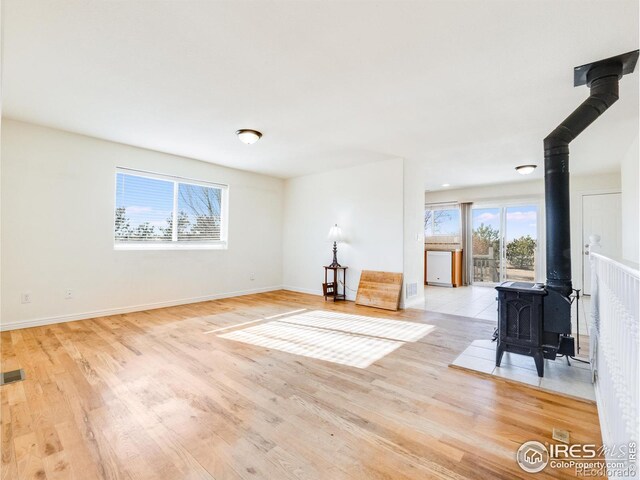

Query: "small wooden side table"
left=323, top=266, right=347, bottom=302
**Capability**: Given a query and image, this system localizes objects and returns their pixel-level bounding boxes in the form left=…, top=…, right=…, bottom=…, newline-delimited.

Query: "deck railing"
left=589, top=252, right=638, bottom=476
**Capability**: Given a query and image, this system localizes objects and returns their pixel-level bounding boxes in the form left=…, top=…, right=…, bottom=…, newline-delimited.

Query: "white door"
left=582, top=193, right=622, bottom=295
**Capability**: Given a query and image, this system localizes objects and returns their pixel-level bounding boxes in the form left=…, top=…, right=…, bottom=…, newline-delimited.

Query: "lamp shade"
left=327, top=224, right=343, bottom=243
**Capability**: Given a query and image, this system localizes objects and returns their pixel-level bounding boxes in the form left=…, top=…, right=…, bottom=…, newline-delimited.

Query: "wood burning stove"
left=495, top=50, right=638, bottom=378
left=496, top=281, right=577, bottom=377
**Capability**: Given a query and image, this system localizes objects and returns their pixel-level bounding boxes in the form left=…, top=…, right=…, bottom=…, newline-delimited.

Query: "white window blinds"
left=114, top=168, right=227, bottom=248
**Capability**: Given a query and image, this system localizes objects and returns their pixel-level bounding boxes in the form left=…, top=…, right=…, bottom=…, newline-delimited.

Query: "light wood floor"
left=1, top=291, right=601, bottom=479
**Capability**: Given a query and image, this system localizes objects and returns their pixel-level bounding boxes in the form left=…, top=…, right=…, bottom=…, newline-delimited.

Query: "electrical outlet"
left=65, top=289, right=73, bottom=300
left=249, top=273, right=255, bottom=281
left=21, top=292, right=32, bottom=304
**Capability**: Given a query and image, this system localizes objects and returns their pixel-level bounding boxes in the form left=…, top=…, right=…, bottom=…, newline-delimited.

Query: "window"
left=424, top=205, right=460, bottom=237
left=114, top=168, right=228, bottom=249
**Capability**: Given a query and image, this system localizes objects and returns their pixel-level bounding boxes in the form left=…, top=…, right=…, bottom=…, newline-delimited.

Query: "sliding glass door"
left=472, top=208, right=502, bottom=284
left=472, top=204, right=539, bottom=285
left=504, top=205, right=538, bottom=282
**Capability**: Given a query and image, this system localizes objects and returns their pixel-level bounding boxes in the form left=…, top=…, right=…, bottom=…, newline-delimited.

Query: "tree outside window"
left=425, top=207, right=460, bottom=237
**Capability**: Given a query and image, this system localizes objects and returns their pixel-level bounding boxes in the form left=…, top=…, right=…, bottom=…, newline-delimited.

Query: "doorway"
left=472, top=204, right=539, bottom=285
left=582, top=192, right=622, bottom=295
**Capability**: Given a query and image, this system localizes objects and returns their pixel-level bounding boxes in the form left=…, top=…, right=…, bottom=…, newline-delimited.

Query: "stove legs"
left=495, top=343, right=545, bottom=377
left=496, top=342, right=505, bottom=367
left=533, top=351, right=544, bottom=377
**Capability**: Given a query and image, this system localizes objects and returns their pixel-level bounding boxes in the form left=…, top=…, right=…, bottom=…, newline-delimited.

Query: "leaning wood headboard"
left=355, top=270, right=403, bottom=311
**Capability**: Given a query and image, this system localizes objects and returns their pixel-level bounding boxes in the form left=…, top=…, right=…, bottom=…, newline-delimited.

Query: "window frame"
left=424, top=203, right=461, bottom=237
left=113, top=167, right=229, bottom=251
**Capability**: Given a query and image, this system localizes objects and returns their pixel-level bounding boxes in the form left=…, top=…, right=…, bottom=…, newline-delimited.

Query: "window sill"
left=114, top=243, right=228, bottom=251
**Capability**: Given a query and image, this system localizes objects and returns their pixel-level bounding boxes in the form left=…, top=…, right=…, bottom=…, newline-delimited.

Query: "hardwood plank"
left=355, top=271, right=403, bottom=311
left=1, top=290, right=602, bottom=479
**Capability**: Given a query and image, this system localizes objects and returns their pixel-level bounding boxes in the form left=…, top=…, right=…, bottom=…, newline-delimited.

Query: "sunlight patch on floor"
left=218, top=310, right=434, bottom=368
left=203, top=309, right=308, bottom=334
left=281, top=310, right=435, bottom=341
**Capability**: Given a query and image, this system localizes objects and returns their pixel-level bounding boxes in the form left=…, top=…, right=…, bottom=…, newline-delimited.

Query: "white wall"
left=1, top=120, right=284, bottom=330
left=282, top=158, right=404, bottom=301
left=403, top=159, right=426, bottom=307
left=425, top=179, right=544, bottom=205
left=2, top=119, right=631, bottom=330
left=621, top=135, right=639, bottom=264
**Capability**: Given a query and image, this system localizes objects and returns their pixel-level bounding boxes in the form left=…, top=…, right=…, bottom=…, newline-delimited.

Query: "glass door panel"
left=471, top=208, right=502, bottom=284
left=504, top=205, right=538, bottom=282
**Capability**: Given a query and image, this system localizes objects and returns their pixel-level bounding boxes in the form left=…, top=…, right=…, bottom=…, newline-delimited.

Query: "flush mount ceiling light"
left=235, top=129, right=262, bottom=145
left=441, top=183, right=450, bottom=187
left=515, top=164, right=537, bottom=175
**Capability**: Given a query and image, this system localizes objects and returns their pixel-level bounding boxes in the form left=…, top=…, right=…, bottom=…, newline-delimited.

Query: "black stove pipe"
left=544, top=62, right=622, bottom=300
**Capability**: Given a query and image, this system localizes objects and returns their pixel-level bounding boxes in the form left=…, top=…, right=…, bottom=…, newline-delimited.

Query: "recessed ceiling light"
left=236, top=129, right=262, bottom=145
left=515, top=164, right=537, bottom=175
left=441, top=183, right=450, bottom=187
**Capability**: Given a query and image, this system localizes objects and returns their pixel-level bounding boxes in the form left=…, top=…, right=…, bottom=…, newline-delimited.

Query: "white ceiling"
left=2, top=1, right=638, bottom=188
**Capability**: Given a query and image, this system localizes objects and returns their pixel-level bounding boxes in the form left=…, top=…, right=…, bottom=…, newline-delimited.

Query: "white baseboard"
left=284, top=285, right=421, bottom=309
left=282, top=285, right=364, bottom=302
left=402, top=294, right=426, bottom=309
left=281, top=285, right=361, bottom=302
left=0, top=285, right=283, bottom=332
left=281, top=285, right=324, bottom=297
left=3, top=284, right=425, bottom=332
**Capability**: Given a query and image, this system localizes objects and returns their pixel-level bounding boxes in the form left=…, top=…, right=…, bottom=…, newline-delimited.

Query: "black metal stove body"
left=496, top=50, right=639, bottom=377
left=496, top=282, right=550, bottom=377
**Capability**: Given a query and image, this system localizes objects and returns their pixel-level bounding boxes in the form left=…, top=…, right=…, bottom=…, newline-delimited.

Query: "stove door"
left=498, top=290, right=544, bottom=348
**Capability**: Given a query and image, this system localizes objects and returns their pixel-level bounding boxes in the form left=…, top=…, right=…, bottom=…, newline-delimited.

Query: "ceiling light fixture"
left=236, top=129, right=262, bottom=145
left=441, top=183, right=450, bottom=187
left=515, top=164, right=537, bottom=175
